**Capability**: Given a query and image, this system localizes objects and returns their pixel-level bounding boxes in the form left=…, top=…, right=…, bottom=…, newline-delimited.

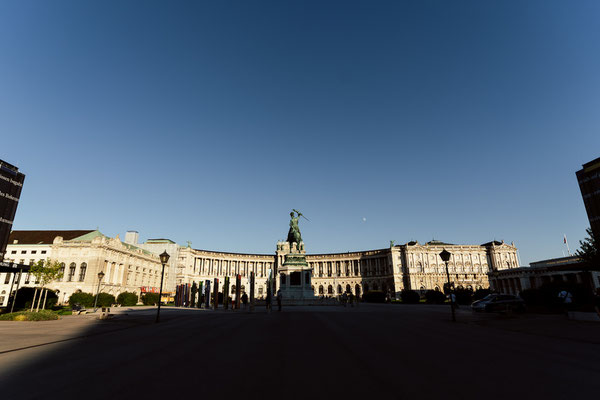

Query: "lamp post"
left=93, top=271, right=105, bottom=312
left=439, top=249, right=455, bottom=322
left=156, top=251, right=170, bottom=323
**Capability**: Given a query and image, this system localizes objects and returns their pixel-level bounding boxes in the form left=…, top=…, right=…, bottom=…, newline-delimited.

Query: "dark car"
left=471, top=294, right=525, bottom=313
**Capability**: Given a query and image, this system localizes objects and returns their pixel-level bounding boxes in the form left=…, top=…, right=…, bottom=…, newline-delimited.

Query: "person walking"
left=241, top=292, right=248, bottom=310
left=266, top=287, right=272, bottom=313
left=276, top=289, right=282, bottom=312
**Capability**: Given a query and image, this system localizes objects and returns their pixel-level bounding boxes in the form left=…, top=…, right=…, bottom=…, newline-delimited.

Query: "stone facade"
left=0, top=230, right=164, bottom=306
left=174, top=239, right=519, bottom=299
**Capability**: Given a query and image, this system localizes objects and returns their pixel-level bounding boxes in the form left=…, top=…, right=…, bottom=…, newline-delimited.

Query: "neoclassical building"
left=0, top=228, right=520, bottom=306
left=176, top=239, right=519, bottom=299
left=0, top=230, right=165, bottom=306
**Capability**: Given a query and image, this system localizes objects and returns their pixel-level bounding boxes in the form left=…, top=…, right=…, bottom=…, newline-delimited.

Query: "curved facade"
left=176, top=240, right=519, bottom=298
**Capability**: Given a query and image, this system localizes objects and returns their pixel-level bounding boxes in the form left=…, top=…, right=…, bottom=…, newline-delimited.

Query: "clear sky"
left=1, top=1, right=599, bottom=264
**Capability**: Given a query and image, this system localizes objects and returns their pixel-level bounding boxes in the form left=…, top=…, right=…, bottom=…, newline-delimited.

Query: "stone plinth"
left=278, top=244, right=315, bottom=304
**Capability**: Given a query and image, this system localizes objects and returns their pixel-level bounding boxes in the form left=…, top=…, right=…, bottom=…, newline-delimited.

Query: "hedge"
left=141, top=293, right=160, bottom=305
left=425, top=290, right=446, bottom=304
left=116, top=292, right=138, bottom=306
left=68, top=292, right=95, bottom=308
left=400, top=290, right=420, bottom=304
left=363, top=291, right=386, bottom=303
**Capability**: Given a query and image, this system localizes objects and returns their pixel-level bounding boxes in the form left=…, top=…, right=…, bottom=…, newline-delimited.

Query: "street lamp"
left=156, top=250, right=170, bottom=323
left=439, top=249, right=456, bottom=322
left=93, top=271, right=105, bottom=312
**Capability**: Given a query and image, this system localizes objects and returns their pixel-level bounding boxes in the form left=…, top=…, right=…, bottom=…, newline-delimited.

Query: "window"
left=79, top=263, right=87, bottom=281
left=21, top=250, right=26, bottom=254
left=67, top=263, right=76, bottom=281
left=319, top=285, right=324, bottom=295
left=327, top=285, right=333, bottom=295
left=31, top=250, right=37, bottom=254
left=41, top=250, right=46, bottom=254
left=11, top=250, right=16, bottom=254
left=4, top=273, right=10, bottom=284
left=25, top=273, right=30, bottom=284
left=57, top=263, right=65, bottom=282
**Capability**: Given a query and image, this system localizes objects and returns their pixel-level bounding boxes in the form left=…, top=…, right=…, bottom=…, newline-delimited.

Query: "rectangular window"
left=21, top=250, right=27, bottom=254
left=41, top=250, right=46, bottom=254
left=11, top=250, right=16, bottom=254
left=4, top=273, right=10, bottom=284
left=31, top=250, right=37, bottom=254
left=25, top=273, right=30, bottom=284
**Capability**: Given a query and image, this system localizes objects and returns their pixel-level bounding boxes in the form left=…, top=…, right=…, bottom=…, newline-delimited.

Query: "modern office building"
left=0, top=160, right=25, bottom=261
left=576, top=156, right=600, bottom=237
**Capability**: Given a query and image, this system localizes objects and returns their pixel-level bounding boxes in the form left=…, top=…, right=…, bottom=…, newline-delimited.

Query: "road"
left=0, top=304, right=599, bottom=399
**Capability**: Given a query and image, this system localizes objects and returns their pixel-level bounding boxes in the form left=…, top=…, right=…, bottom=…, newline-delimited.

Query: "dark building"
left=0, top=160, right=25, bottom=260
left=577, top=157, right=600, bottom=237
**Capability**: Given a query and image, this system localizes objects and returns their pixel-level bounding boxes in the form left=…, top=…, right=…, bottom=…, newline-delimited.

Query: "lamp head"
left=98, top=271, right=105, bottom=280
left=159, top=251, right=170, bottom=265
left=439, top=249, right=451, bottom=262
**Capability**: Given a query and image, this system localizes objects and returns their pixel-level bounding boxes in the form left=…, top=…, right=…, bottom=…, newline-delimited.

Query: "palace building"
left=176, top=238, right=519, bottom=299
left=0, top=227, right=519, bottom=306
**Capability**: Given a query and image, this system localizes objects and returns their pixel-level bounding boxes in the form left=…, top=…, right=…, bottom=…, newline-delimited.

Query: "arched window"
left=57, top=263, right=65, bottom=282
left=318, top=285, right=324, bottom=295
left=67, top=263, right=76, bottom=282
left=337, top=285, right=342, bottom=294
left=434, top=286, right=440, bottom=291
left=355, top=284, right=361, bottom=297
left=79, top=263, right=87, bottom=282
left=346, top=284, right=351, bottom=293
left=327, top=285, right=333, bottom=295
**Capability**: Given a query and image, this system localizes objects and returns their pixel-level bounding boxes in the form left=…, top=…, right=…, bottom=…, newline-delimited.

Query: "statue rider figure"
left=287, top=210, right=303, bottom=246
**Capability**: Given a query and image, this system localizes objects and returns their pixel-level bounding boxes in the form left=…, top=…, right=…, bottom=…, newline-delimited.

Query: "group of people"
left=264, top=288, right=283, bottom=313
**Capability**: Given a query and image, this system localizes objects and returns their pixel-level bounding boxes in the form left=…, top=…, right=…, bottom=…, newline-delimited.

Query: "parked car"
left=471, top=294, right=525, bottom=313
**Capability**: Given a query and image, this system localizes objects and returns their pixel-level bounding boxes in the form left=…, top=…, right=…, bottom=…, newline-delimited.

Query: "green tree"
left=29, top=259, right=64, bottom=312
left=141, top=293, right=160, bottom=305
left=576, top=228, right=600, bottom=270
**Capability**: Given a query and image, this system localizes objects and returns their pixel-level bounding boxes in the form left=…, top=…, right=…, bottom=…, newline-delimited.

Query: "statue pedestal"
left=278, top=251, right=315, bottom=304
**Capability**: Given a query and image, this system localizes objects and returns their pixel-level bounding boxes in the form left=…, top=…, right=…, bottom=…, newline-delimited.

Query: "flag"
left=563, top=235, right=567, bottom=244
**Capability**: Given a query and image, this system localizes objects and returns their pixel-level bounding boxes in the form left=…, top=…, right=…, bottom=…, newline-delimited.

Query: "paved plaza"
left=1, top=304, right=599, bottom=399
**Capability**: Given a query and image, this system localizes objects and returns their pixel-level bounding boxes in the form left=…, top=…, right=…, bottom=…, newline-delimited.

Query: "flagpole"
left=564, top=234, right=572, bottom=256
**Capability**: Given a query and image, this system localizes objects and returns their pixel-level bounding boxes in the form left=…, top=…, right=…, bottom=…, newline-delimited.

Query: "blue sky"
left=1, top=1, right=599, bottom=264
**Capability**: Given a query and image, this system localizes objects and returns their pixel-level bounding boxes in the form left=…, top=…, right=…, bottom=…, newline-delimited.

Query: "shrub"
left=96, top=293, right=116, bottom=307
left=400, top=290, right=420, bottom=304
left=68, top=292, right=95, bottom=308
left=0, top=310, right=59, bottom=321
left=363, top=291, right=386, bottom=303
left=425, top=290, right=446, bottom=304
left=116, top=292, right=139, bottom=306
left=454, top=287, right=473, bottom=305
left=141, top=293, right=160, bottom=305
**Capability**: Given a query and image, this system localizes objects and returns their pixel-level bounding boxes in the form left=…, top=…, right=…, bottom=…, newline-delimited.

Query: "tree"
left=576, top=228, right=600, bottom=271
left=29, top=259, right=63, bottom=312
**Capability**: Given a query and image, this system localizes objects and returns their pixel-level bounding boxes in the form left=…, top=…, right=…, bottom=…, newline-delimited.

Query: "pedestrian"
left=266, top=287, right=272, bottom=313
left=276, top=289, right=282, bottom=312
left=593, top=288, right=600, bottom=319
left=242, top=292, right=248, bottom=310
left=558, top=289, right=573, bottom=316
left=449, top=293, right=459, bottom=309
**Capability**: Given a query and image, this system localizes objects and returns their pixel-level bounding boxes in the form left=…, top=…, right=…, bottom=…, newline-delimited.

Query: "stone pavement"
left=0, top=304, right=599, bottom=399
